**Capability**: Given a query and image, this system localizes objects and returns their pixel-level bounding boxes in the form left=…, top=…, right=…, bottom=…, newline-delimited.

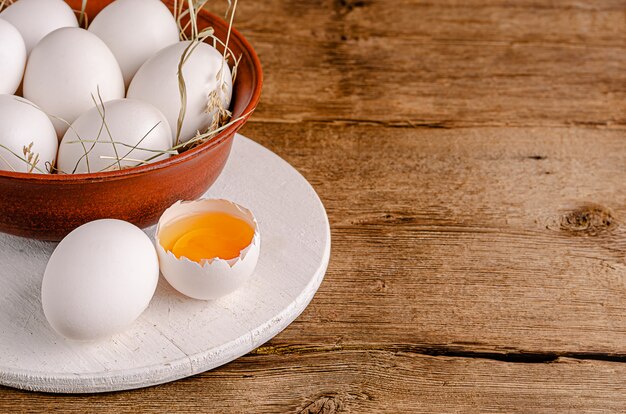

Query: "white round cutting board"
left=0, top=134, right=330, bottom=393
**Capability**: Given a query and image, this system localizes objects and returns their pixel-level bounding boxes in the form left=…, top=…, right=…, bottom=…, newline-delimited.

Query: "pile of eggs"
left=0, top=0, right=232, bottom=174
left=0, top=0, right=259, bottom=342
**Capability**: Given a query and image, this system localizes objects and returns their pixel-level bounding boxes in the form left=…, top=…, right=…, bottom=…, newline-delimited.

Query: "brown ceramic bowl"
left=0, top=0, right=262, bottom=241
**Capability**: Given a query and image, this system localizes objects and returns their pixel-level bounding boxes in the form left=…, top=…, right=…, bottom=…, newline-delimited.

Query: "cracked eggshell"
left=155, top=199, right=260, bottom=301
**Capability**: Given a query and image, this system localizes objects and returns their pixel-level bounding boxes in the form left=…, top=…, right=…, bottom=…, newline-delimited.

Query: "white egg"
left=128, top=41, right=232, bottom=144
left=23, top=27, right=125, bottom=137
left=0, top=19, right=26, bottom=95
left=0, top=0, right=78, bottom=54
left=89, top=0, right=179, bottom=87
left=42, top=219, right=159, bottom=341
left=57, top=98, right=173, bottom=174
left=156, top=199, right=260, bottom=300
left=0, top=95, right=57, bottom=173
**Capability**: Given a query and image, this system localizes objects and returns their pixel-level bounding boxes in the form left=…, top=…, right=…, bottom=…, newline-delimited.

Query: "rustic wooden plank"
left=232, top=0, right=626, bottom=127
left=1, top=350, right=626, bottom=413
left=239, top=121, right=626, bottom=355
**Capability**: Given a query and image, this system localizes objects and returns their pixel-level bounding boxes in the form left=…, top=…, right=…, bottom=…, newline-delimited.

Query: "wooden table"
left=2, top=0, right=625, bottom=412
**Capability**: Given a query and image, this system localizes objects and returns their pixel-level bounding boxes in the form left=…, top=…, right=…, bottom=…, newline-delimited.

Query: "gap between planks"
left=245, top=118, right=626, bottom=130
left=251, top=343, right=626, bottom=364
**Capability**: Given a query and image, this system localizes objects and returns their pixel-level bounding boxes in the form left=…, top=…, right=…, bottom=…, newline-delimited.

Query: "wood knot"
left=559, top=204, right=617, bottom=236
left=299, top=395, right=342, bottom=414
left=335, top=0, right=369, bottom=15
left=374, top=279, right=389, bottom=292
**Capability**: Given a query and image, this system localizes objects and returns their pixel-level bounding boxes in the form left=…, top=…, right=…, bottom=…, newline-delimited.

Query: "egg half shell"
left=155, top=199, right=260, bottom=300
left=42, top=219, right=159, bottom=341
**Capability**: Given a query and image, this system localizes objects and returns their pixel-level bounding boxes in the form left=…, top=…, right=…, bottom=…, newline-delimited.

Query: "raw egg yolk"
left=165, top=212, right=255, bottom=262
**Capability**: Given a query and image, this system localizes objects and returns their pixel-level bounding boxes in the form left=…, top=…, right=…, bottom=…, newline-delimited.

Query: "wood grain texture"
left=2, top=351, right=626, bottom=413
left=244, top=123, right=626, bottom=356
left=1, top=0, right=625, bottom=411
left=237, top=0, right=626, bottom=128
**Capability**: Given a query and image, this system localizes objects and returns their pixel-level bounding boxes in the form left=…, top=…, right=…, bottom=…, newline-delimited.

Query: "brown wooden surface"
left=2, top=0, right=626, bottom=412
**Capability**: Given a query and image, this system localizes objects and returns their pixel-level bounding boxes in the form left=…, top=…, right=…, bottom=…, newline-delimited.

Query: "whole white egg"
left=42, top=219, right=159, bottom=341
left=0, top=0, right=78, bottom=54
left=23, top=27, right=125, bottom=137
left=0, top=18, right=26, bottom=95
left=88, top=0, right=179, bottom=87
left=128, top=41, right=232, bottom=144
left=57, top=98, right=173, bottom=174
left=0, top=95, right=57, bottom=173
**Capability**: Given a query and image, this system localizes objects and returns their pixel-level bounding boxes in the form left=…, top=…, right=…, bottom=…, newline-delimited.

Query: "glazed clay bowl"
left=0, top=0, right=262, bottom=241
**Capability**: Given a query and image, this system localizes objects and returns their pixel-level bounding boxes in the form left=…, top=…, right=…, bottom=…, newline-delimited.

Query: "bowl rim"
left=0, top=9, right=262, bottom=184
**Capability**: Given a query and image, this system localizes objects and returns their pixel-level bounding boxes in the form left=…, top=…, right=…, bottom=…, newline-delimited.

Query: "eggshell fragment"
left=0, top=95, right=57, bottom=173
left=23, top=27, right=125, bottom=137
left=156, top=199, right=260, bottom=300
left=127, top=41, right=232, bottom=144
left=41, top=219, right=159, bottom=341
left=57, top=98, right=173, bottom=174
left=88, top=0, right=180, bottom=87
left=0, top=0, right=78, bottom=54
left=0, top=18, right=26, bottom=95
